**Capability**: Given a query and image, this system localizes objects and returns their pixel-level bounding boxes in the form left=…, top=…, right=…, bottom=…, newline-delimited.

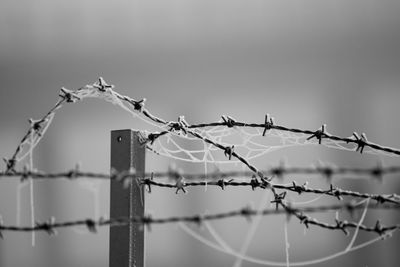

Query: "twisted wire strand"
left=0, top=202, right=398, bottom=237
left=115, top=89, right=400, bottom=156
left=1, top=169, right=398, bottom=205
left=88, top=78, right=400, bottom=235
left=140, top=179, right=400, bottom=205
left=2, top=99, right=65, bottom=173
left=188, top=122, right=400, bottom=156
left=3, top=163, right=400, bottom=181
left=109, top=78, right=400, bottom=239
left=2, top=78, right=400, bottom=239
left=4, top=78, right=400, bottom=174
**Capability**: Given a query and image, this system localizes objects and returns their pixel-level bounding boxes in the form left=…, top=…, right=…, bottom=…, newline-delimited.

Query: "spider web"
left=80, top=85, right=392, bottom=165
left=12, top=84, right=391, bottom=173
left=11, top=83, right=398, bottom=266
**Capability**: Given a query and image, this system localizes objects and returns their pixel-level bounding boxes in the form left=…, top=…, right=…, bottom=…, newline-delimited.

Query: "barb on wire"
left=262, top=113, right=274, bottom=136
left=93, top=77, right=114, bottom=92
left=3, top=165, right=400, bottom=181
left=59, top=87, right=81, bottom=103
left=353, top=132, right=368, bottom=154
left=3, top=77, right=400, bottom=244
left=4, top=77, right=400, bottom=176
left=2, top=167, right=400, bottom=205
left=186, top=120, right=400, bottom=156
left=307, top=124, right=327, bottom=145
left=221, top=115, right=237, bottom=128
left=140, top=178, right=400, bottom=205
left=0, top=202, right=399, bottom=236
left=4, top=97, right=65, bottom=173
left=175, top=176, right=186, bottom=194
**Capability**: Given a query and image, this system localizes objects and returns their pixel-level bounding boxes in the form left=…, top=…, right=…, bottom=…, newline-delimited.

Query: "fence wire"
left=0, top=202, right=399, bottom=238
left=3, top=78, right=400, bottom=174
left=1, top=78, right=400, bottom=265
left=3, top=163, right=400, bottom=181
left=2, top=169, right=399, bottom=205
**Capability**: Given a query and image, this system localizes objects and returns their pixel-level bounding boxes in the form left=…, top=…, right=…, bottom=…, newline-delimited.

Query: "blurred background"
left=1, top=0, right=400, bottom=266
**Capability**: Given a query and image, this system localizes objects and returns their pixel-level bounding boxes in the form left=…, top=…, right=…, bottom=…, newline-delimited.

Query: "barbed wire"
left=2, top=99, right=64, bottom=173
left=187, top=122, right=400, bottom=156
left=0, top=202, right=399, bottom=238
left=119, top=91, right=400, bottom=156
left=140, top=178, right=400, bottom=205
left=83, top=78, right=400, bottom=240
left=105, top=75, right=400, bottom=252
left=3, top=168, right=399, bottom=204
left=3, top=162, right=400, bottom=181
left=4, top=78, right=400, bottom=175
left=2, top=77, right=400, bottom=246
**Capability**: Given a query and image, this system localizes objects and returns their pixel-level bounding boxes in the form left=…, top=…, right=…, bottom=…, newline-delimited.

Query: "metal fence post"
left=110, top=130, right=145, bottom=267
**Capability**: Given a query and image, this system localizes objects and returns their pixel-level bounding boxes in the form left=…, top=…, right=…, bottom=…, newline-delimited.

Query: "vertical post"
left=110, top=130, right=145, bottom=267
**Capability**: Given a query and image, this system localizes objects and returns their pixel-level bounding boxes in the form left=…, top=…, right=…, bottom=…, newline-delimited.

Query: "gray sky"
left=1, top=1, right=400, bottom=266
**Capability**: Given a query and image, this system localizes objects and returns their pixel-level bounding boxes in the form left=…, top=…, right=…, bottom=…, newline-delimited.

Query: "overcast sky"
left=1, top=1, right=400, bottom=266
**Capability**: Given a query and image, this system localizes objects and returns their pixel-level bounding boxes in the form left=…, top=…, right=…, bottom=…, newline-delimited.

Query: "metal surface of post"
left=110, top=130, right=145, bottom=267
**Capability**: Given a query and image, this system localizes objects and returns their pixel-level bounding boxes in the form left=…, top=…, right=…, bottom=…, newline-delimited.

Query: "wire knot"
left=20, top=165, right=31, bottom=182
left=3, top=158, right=17, bottom=174
left=335, top=219, right=349, bottom=235
left=224, top=145, right=235, bottom=160
left=374, top=220, right=385, bottom=235
left=262, top=114, right=275, bottom=136
left=192, top=215, right=203, bottom=226
left=298, top=213, right=310, bottom=228
left=147, top=133, right=157, bottom=145
left=146, top=131, right=167, bottom=145
left=291, top=181, right=306, bottom=195
left=271, top=191, right=287, bottom=210
left=36, top=217, right=57, bottom=236
left=59, top=87, right=81, bottom=103
left=168, top=116, right=188, bottom=134
left=216, top=178, right=233, bottom=190
left=240, top=206, right=254, bottom=222
left=133, top=99, right=146, bottom=111
left=143, top=172, right=154, bottom=193
left=29, top=118, right=45, bottom=136
left=307, top=124, right=327, bottom=144
left=371, top=161, right=383, bottom=182
left=259, top=174, right=272, bottom=189
left=221, top=115, right=236, bottom=128
left=329, top=184, right=343, bottom=200
left=168, top=122, right=181, bottom=132
left=250, top=175, right=261, bottom=190
left=93, top=77, right=114, bottom=92
left=85, top=219, right=97, bottom=233
left=175, top=176, right=186, bottom=194
left=66, top=164, right=80, bottom=179
left=352, top=132, right=368, bottom=153
left=375, top=195, right=387, bottom=204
